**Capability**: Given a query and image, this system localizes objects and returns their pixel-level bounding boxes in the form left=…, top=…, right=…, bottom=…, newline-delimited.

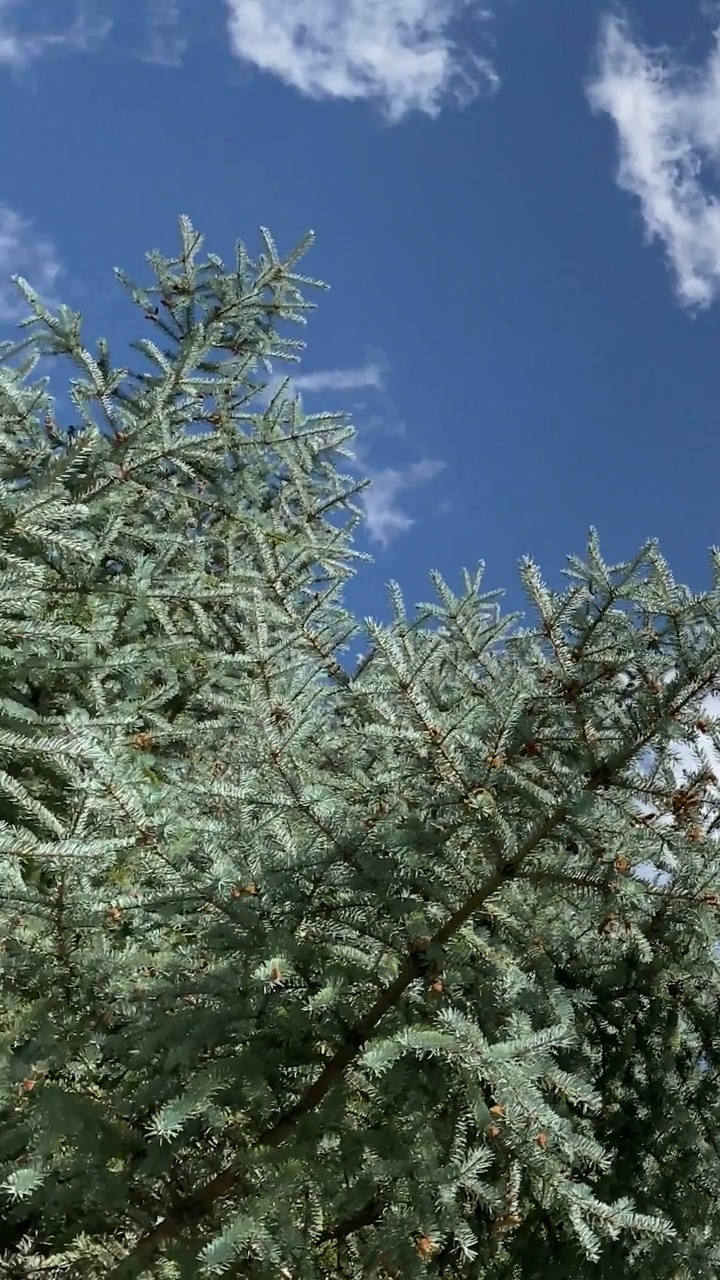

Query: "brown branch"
left=317, top=1192, right=386, bottom=1244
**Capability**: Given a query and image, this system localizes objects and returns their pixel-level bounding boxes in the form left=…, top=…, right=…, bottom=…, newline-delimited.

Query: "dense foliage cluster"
left=1, top=219, right=720, bottom=1279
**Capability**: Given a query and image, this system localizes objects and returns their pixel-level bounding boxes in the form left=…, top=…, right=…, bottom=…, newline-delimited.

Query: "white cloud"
left=362, top=457, right=445, bottom=546
left=633, top=688, right=720, bottom=886
left=588, top=15, right=720, bottom=308
left=0, top=1, right=111, bottom=70
left=294, top=357, right=387, bottom=394
left=140, top=0, right=186, bottom=68
left=671, top=693, right=720, bottom=786
left=223, top=0, right=499, bottom=121
left=260, top=354, right=388, bottom=405
left=281, top=352, right=443, bottom=545
left=0, top=204, right=64, bottom=322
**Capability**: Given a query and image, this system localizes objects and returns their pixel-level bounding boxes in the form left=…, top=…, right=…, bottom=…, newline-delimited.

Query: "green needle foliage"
left=1, top=218, right=720, bottom=1280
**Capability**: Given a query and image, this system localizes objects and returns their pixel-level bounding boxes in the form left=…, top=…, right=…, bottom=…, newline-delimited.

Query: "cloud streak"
left=223, top=0, right=499, bottom=121
left=294, top=357, right=387, bottom=394
left=0, top=0, right=111, bottom=70
left=284, top=353, right=443, bottom=545
left=140, top=0, right=186, bottom=68
left=362, top=457, right=445, bottom=546
left=0, top=204, right=64, bottom=322
left=588, top=15, right=720, bottom=308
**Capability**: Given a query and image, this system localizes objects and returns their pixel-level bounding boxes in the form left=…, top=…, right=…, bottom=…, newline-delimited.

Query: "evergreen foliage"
left=1, top=218, right=720, bottom=1279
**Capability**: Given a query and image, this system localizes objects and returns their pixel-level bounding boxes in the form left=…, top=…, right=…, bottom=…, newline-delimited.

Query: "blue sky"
left=3, top=0, right=720, bottom=629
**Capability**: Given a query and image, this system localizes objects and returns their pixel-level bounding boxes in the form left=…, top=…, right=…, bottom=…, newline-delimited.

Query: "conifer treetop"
left=1, top=221, right=720, bottom=1280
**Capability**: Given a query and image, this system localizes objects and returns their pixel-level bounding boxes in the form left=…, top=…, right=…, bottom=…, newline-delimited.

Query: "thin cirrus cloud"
left=293, top=357, right=388, bottom=394
left=222, top=0, right=500, bottom=121
left=588, top=15, right=720, bottom=309
left=0, top=0, right=183, bottom=70
left=288, top=356, right=444, bottom=546
left=139, top=0, right=187, bottom=68
left=0, top=203, right=64, bottom=322
left=0, top=0, right=110, bottom=70
left=361, top=458, right=446, bottom=547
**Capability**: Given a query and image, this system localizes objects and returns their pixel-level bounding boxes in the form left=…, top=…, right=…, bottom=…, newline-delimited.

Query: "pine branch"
left=105, top=776, right=619, bottom=1277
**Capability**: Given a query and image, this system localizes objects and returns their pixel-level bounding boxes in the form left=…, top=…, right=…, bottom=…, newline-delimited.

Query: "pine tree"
left=1, top=218, right=720, bottom=1280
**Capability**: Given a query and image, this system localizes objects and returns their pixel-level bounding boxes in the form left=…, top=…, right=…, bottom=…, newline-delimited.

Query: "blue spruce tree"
left=1, top=218, right=720, bottom=1280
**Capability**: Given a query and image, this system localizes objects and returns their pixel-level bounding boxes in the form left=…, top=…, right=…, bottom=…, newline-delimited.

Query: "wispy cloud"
left=362, top=457, right=445, bottom=546
left=0, top=204, right=64, bottom=321
left=0, top=0, right=111, bottom=71
left=223, top=0, right=499, bottom=121
left=283, top=352, right=443, bottom=545
left=294, top=357, right=388, bottom=394
left=588, top=15, right=720, bottom=308
left=140, top=0, right=186, bottom=68
left=261, top=352, right=443, bottom=547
